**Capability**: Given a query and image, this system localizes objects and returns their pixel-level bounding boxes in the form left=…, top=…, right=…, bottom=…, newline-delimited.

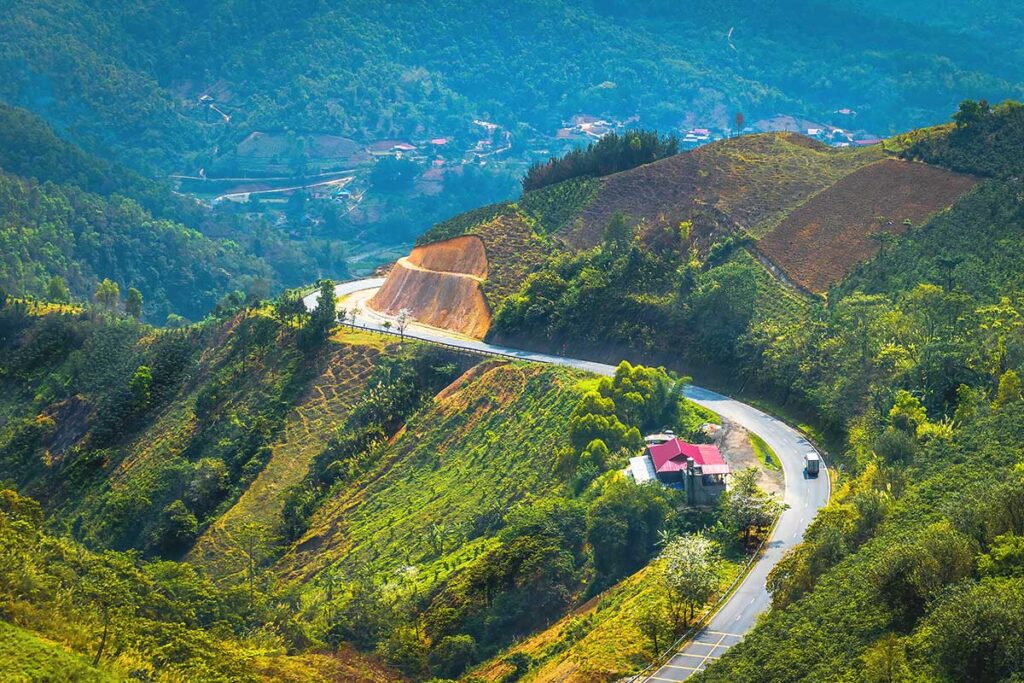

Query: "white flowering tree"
left=396, top=307, right=411, bottom=341
left=662, top=532, right=720, bottom=630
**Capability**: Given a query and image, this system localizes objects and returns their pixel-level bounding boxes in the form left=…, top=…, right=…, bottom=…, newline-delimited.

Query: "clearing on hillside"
left=560, top=133, right=883, bottom=248
left=757, top=159, right=977, bottom=293
left=370, top=235, right=492, bottom=338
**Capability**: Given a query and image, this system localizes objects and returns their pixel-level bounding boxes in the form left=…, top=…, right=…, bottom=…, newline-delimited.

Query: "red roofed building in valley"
left=628, top=436, right=730, bottom=505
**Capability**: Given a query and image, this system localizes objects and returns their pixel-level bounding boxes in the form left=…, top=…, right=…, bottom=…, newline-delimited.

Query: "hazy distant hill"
left=3, top=0, right=1023, bottom=174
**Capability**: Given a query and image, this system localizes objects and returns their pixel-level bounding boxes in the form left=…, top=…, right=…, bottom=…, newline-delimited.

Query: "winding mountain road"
left=304, top=279, right=831, bottom=681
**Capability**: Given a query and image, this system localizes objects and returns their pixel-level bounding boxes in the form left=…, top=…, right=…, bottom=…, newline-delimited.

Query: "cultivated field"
left=276, top=362, right=584, bottom=594
left=757, top=159, right=977, bottom=292
left=561, top=133, right=882, bottom=248
left=189, top=340, right=385, bottom=572
left=475, top=213, right=553, bottom=313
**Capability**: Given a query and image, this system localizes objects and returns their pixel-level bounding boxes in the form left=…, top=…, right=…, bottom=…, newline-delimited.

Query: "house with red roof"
left=627, top=436, right=730, bottom=505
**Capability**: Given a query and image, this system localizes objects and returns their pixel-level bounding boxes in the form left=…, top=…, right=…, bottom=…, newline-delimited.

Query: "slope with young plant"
left=0, top=293, right=390, bottom=560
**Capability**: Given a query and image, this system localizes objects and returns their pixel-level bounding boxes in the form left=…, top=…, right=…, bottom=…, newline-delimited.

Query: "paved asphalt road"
left=305, top=279, right=831, bottom=681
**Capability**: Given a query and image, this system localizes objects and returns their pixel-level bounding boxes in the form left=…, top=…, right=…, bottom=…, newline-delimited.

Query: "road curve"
left=304, top=279, right=831, bottom=681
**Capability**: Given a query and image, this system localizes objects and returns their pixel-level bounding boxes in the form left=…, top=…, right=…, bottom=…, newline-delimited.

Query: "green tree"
left=995, top=369, right=1023, bottom=408
left=125, top=286, right=144, bottom=319
left=662, top=532, right=720, bottom=627
left=888, top=390, right=927, bottom=434
left=45, top=275, right=71, bottom=303
left=634, top=600, right=670, bottom=657
left=587, top=477, right=671, bottom=581
left=94, top=278, right=120, bottom=311
left=226, top=522, right=274, bottom=606
left=718, top=468, right=785, bottom=544
left=129, top=365, right=153, bottom=412
left=429, top=634, right=478, bottom=678
left=302, top=279, right=336, bottom=347
left=604, top=212, right=633, bottom=250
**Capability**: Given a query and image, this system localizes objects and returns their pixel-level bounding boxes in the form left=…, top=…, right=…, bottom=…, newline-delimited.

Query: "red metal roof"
left=647, top=438, right=728, bottom=474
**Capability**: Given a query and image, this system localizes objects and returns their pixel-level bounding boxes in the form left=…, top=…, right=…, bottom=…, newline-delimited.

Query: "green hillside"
left=478, top=102, right=1024, bottom=681
left=1, top=288, right=770, bottom=681
left=0, top=104, right=349, bottom=322
left=4, top=0, right=1023, bottom=175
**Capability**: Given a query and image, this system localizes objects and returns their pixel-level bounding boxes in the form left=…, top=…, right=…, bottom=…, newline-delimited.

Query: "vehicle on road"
left=805, top=452, right=821, bottom=477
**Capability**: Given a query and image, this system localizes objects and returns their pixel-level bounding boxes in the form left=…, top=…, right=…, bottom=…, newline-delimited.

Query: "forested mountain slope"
left=0, top=104, right=348, bottom=321
left=2, top=283, right=764, bottom=682
left=3, top=0, right=1022, bottom=174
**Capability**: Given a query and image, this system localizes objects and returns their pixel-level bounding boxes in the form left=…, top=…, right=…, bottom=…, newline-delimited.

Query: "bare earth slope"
left=758, top=159, right=977, bottom=292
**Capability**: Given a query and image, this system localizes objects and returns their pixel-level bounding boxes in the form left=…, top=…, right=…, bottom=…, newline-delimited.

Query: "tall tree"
left=94, top=278, right=120, bottom=312
left=125, top=287, right=144, bottom=319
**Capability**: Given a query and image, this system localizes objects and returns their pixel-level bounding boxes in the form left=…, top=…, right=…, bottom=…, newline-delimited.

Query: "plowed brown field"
left=561, top=133, right=882, bottom=248
left=758, top=159, right=977, bottom=292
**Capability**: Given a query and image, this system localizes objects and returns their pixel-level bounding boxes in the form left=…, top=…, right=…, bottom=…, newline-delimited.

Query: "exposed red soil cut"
left=758, top=159, right=977, bottom=292
left=406, top=234, right=488, bottom=278
left=370, top=258, right=492, bottom=338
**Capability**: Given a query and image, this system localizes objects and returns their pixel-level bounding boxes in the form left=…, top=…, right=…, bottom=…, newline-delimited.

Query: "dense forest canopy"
left=2, top=0, right=1022, bottom=175
left=0, top=104, right=349, bottom=321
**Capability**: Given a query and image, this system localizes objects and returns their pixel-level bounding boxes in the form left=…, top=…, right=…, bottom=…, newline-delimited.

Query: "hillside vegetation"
left=489, top=102, right=1024, bottom=681
left=384, top=132, right=881, bottom=340
left=4, top=0, right=1023, bottom=176
left=0, top=104, right=348, bottom=322
left=0, top=287, right=774, bottom=682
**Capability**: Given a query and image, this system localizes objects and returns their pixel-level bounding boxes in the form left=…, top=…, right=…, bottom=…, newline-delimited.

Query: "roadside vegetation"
left=0, top=285, right=779, bottom=681
left=492, top=101, right=1024, bottom=681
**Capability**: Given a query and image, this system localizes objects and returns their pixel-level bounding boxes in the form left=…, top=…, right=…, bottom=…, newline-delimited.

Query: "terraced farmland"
left=189, top=340, right=386, bottom=573
left=277, top=362, right=584, bottom=595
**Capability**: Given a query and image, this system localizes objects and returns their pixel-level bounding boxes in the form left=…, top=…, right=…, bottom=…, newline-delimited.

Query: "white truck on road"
left=805, top=452, right=821, bottom=477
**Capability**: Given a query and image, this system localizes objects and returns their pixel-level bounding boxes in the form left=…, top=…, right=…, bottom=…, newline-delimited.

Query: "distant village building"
left=627, top=435, right=730, bottom=505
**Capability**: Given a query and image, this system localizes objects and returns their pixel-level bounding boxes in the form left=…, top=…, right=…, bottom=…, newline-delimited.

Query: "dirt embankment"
left=758, top=159, right=977, bottom=292
left=370, top=235, right=492, bottom=338
left=406, top=234, right=488, bottom=278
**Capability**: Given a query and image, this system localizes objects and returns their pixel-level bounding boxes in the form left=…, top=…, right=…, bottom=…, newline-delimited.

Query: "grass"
left=0, top=621, right=115, bottom=683
left=749, top=432, right=781, bottom=471
left=468, top=553, right=744, bottom=683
